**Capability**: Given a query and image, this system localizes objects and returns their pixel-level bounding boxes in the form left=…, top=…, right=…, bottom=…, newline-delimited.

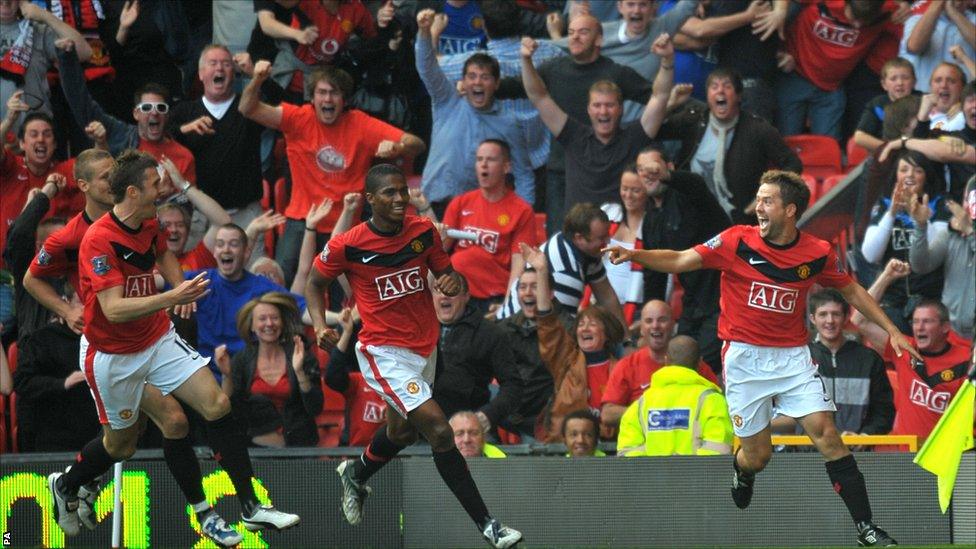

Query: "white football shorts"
left=355, top=343, right=436, bottom=419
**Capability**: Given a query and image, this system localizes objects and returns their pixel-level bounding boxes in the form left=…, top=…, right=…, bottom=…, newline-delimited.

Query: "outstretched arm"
left=839, top=278, right=920, bottom=361
left=520, top=37, right=568, bottom=137
left=848, top=258, right=913, bottom=355
left=604, top=247, right=703, bottom=274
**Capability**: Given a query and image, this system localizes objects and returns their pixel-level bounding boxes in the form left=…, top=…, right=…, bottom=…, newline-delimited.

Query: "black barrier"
left=2, top=452, right=973, bottom=548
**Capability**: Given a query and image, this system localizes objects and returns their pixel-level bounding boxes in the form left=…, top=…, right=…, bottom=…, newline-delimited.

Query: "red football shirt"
left=886, top=336, right=973, bottom=443
left=29, top=210, right=95, bottom=291
left=79, top=212, right=171, bottom=353
left=694, top=226, right=853, bottom=347
left=442, top=189, right=537, bottom=299
left=139, top=138, right=197, bottom=184
left=313, top=216, right=452, bottom=356
left=0, top=154, right=82, bottom=269
left=177, top=241, right=216, bottom=272
left=786, top=0, right=896, bottom=91
left=293, top=0, right=375, bottom=66
left=279, top=105, right=404, bottom=232
left=601, top=347, right=719, bottom=406
left=345, top=372, right=388, bottom=446
left=586, top=358, right=611, bottom=412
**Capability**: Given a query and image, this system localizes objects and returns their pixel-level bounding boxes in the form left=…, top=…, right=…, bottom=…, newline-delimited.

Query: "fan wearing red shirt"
left=306, top=164, right=521, bottom=547
left=441, top=139, right=537, bottom=309
left=600, top=300, right=718, bottom=429
left=605, top=170, right=914, bottom=547
left=778, top=0, right=897, bottom=139
left=0, top=111, right=83, bottom=269
left=47, top=151, right=299, bottom=541
left=240, top=59, right=425, bottom=285
left=853, top=261, right=974, bottom=445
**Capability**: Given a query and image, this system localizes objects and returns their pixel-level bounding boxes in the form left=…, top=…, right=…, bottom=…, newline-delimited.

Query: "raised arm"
left=848, top=259, right=910, bottom=354
left=415, top=9, right=454, bottom=104
left=520, top=37, right=568, bottom=137
left=905, top=2, right=942, bottom=55
left=604, top=247, right=704, bottom=274
left=305, top=267, right=339, bottom=350
left=641, top=34, right=675, bottom=139
left=944, top=1, right=975, bottom=55
left=19, top=1, right=92, bottom=61
left=839, top=276, right=919, bottom=361
left=238, top=60, right=283, bottom=129
left=291, top=199, right=335, bottom=294
left=520, top=243, right=552, bottom=312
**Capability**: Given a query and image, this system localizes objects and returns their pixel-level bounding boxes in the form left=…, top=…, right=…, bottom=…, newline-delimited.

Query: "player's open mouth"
left=757, top=217, right=769, bottom=229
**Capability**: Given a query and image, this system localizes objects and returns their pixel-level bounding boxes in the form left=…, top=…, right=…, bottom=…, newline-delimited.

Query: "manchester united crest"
left=940, top=370, right=955, bottom=382
left=411, top=239, right=424, bottom=253
left=406, top=381, right=420, bottom=395
left=796, top=264, right=811, bottom=279
left=497, top=213, right=510, bottom=226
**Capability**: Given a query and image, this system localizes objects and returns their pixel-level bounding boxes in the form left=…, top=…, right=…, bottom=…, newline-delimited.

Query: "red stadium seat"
left=821, top=174, right=845, bottom=197
left=785, top=135, right=843, bottom=181
left=801, top=174, right=820, bottom=204
left=845, top=137, right=869, bottom=171
left=261, top=179, right=271, bottom=210
left=669, top=275, right=684, bottom=322
left=273, top=178, right=289, bottom=219
left=7, top=342, right=16, bottom=373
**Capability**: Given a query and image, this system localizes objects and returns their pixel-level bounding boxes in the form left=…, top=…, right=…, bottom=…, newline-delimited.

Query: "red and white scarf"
left=0, top=20, right=34, bottom=78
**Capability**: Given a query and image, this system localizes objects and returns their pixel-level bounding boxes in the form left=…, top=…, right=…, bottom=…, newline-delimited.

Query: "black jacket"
left=230, top=339, right=324, bottom=447
left=434, top=304, right=524, bottom=427
left=12, top=322, right=100, bottom=451
left=495, top=309, right=562, bottom=422
left=808, top=339, right=894, bottom=435
left=641, top=170, right=729, bottom=320
left=657, top=105, right=802, bottom=225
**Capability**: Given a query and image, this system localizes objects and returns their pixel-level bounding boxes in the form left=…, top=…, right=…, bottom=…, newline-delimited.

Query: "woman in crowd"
left=861, top=150, right=950, bottom=332
left=215, top=292, right=323, bottom=447
left=593, top=164, right=646, bottom=326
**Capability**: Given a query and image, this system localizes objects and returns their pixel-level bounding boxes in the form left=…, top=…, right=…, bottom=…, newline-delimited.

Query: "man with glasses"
left=54, top=40, right=196, bottom=187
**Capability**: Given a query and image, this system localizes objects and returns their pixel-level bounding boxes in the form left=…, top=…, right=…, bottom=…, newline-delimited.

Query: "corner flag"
left=913, top=379, right=975, bottom=513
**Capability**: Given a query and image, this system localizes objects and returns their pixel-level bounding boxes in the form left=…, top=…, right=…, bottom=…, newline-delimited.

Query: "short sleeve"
left=555, top=117, right=586, bottom=148
left=694, top=227, right=738, bottom=270
left=583, top=258, right=607, bottom=284
left=510, top=206, right=538, bottom=253
left=601, top=356, right=633, bottom=406
left=815, top=247, right=853, bottom=288
left=442, top=196, right=461, bottom=231
left=278, top=102, right=305, bottom=137
left=29, top=230, right=71, bottom=279
left=856, top=97, right=884, bottom=136
left=313, top=235, right=348, bottom=280
left=80, top=235, right=124, bottom=293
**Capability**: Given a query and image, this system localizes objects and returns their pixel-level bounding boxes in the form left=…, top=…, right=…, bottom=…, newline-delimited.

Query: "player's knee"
left=426, top=422, right=454, bottom=452
left=387, top=426, right=418, bottom=447
left=744, top=447, right=772, bottom=472
left=103, top=436, right=137, bottom=461
left=157, top=410, right=190, bottom=439
left=200, top=392, right=231, bottom=421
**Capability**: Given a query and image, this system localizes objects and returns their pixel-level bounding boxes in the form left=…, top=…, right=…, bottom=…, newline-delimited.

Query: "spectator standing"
left=441, top=139, right=537, bottom=312
left=168, top=45, right=267, bottom=260
left=657, top=67, right=801, bottom=225
left=214, top=292, right=323, bottom=447
left=807, top=289, right=895, bottom=439
left=777, top=0, right=896, bottom=140
left=909, top=177, right=976, bottom=340
left=524, top=242, right=625, bottom=443
left=601, top=300, right=718, bottom=430
left=239, top=58, right=424, bottom=286
left=854, top=278, right=973, bottom=445
left=597, top=165, right=646, bottom=324
left=900, top=0, right=976, bottom=90
left=432, top=275, right=524, bottom=436
left=636, top=147, right=729, bottom=372
left=853, top=57, right=919, bottom=153
left=521, top=33, right=674, bottom=217
left=617, top=335, right=732, bottom=456
left=416, top=9, right=534, bottom=208
left=861, top=151, right=949, bottom=332
left=916, top=62, right=967, bottom=132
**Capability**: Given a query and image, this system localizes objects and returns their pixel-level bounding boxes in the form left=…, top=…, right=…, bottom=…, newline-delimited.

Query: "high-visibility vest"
left=483, top=443, right=507, bottom=458
left=617, top=365, right=733, bottom=456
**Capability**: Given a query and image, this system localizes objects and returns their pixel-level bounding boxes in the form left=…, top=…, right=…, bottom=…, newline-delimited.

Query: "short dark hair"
left=561, top=408, right=599, bottom=440
left=133, top=82, right=170, bottom=106
left=462, top=53, right=500, bottom=81
left=846, top=0, right=885, bottom=24
left=808, top=288, right=850, bottom=317
left=481, top=0, right=521, bottom=38
left=914, top=299, right=950, bottom=323
left=307, top=65, right=354, bottom=100
left=109, top=149, right=158, bottom=203
left=705, top=67, right=743, bottom=95
left=621, top=162, right=638, bottom=177
left=563, top=202, right=609, bottom=238
left=759, top=170, right=811, bottom=219
left=964, top=79, right=975, bottom=99
left=637, top=144, right=669, bottom=161
left=74, top=148, right=114, bottom=182
left=216, top=223, right=249, bottom=248
left=896, top=149, right=943, bottom=198
left=18, top=112, right=55, bottom=140
left=365, top=163, right=405, bottom=194
left=38, top=217, right=67, bottom=231
left=479, top=138, right=510, bottom=160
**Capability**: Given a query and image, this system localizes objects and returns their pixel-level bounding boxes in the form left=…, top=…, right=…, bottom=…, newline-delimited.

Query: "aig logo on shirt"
left=813, top=19, right=859, bottom=47
left=458, top=226, right=500, bottom=253
left=747, top=281, right=798, bottom=314
left=124, top=274, right=155, bottom=297
left=375, top=266, right=425, bottom=301
left=909, top=379, right=950, bottom=413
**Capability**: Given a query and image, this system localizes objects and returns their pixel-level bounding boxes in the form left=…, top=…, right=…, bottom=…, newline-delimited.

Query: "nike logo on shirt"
left=748, top=257, right=767, bottom=265
left=362, top=254, right=379, bottom=263
left=461, top=210, right=474, bottom=216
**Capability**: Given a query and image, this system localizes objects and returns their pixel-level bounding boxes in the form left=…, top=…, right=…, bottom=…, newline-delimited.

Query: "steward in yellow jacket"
left=617, top=336, right=733, bottom=456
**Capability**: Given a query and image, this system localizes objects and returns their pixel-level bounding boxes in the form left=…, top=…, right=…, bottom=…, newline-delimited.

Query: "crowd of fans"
left=1, top=0, right=974, bottom=459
